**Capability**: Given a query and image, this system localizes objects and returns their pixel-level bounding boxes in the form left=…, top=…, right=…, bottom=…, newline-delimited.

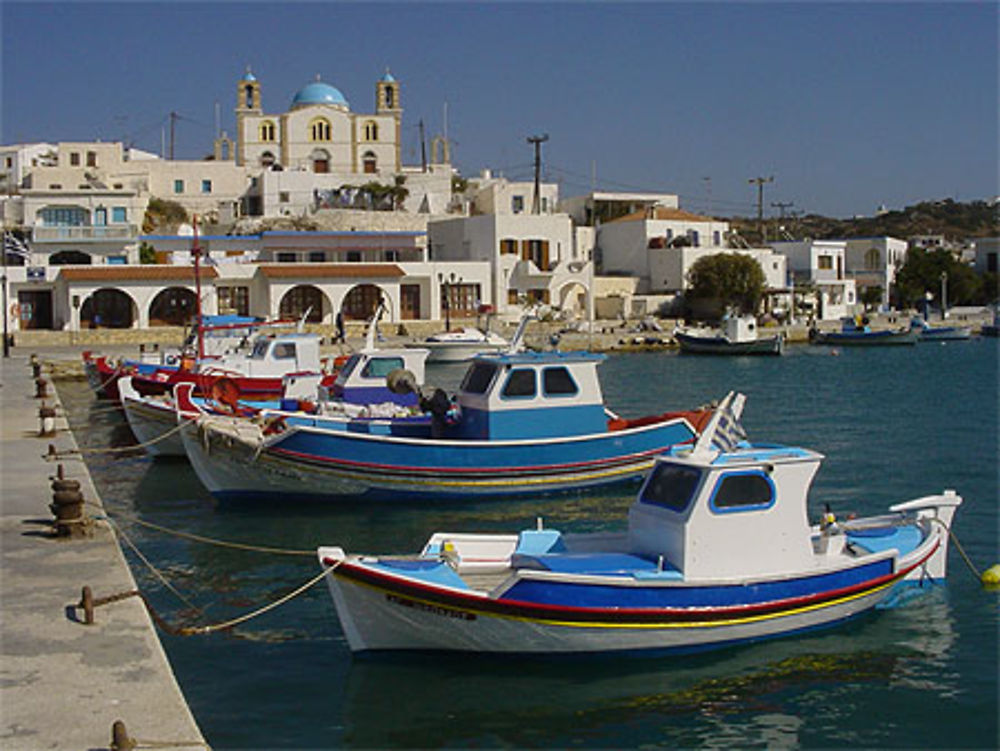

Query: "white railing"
left=32, top=225, right=137, bottom=242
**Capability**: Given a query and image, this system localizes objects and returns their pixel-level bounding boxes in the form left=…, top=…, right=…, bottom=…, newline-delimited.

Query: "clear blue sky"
left=2, top=2, right=997, bottom=219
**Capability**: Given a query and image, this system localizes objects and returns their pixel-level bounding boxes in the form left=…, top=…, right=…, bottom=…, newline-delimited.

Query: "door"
left=17, top=290, right=53, bottom=330
left=400, top=284, right=420, bottom=320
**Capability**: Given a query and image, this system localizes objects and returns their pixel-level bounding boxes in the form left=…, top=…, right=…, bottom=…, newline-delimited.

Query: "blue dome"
left=291, top=81, right=349, bottom=109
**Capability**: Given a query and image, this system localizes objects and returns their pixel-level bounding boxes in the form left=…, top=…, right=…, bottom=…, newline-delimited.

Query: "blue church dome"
left=291, top=80, right=349, bottom=109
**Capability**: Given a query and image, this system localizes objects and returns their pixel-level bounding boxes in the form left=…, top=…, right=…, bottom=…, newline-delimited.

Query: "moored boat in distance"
left=317, top=392, right=963, bottom=654
left=810, top=316, right=918, bottom=346
left=674, top=315, right=784, bottom=356
left=911, top=316, right=972, bottom=342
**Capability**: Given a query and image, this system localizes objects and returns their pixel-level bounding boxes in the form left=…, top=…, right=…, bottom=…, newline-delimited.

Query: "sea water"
left=59, top=339, right=998, bottom=749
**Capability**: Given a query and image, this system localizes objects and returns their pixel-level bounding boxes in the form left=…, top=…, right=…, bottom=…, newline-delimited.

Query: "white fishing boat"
left=408, top=327, right=509, bottom=363
left=317, top=393, right=963, bottom=654
left=674, top=315, right=784, bottom=356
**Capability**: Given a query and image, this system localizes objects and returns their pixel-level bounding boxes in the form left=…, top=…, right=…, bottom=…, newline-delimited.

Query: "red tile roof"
left=57, top=266, right=219, bottom=281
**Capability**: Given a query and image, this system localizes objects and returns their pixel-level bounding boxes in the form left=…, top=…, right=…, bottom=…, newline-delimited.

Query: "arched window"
left=244, top=84, right=254, bottom=109
left=363, top=151, right=377, bottom=174
left=865, top=247, right=881, bottom=270
left=80, top=288, right=135, bottom=329
left=309, top=118, right=331, bottom=142
left=148, top=287, right=197, bottom=327
left=364, top=121, right=378, bottom=141
left=341, top=284, right=385, bottom=321
left=279, top=285, right=325, bottom=323
left=259, top=121, right=276, bottom=142
left=384, top=87, right=395, bottom=109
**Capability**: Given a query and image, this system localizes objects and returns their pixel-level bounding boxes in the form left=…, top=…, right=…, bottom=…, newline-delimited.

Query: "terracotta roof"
left=57, top=266, right=219, bottom=282
left=611, top=207, right=717, bottom=223
left=258, top=263, right=406, bottom=279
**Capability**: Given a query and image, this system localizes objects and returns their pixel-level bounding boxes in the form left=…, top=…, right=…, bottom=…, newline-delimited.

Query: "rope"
left=47, top=417, right=195, bottom=458
left=929, top=517, right=981, bottom=580
left=86, top=359, right=126, bottom=395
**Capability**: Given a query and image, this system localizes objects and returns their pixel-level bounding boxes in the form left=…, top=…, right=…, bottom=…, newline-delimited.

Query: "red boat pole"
left=192, top=215, right=205, bottom=361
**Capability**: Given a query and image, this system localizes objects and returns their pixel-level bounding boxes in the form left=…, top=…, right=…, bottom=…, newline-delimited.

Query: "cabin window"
left=272, top=342, right=297, bottom=360
left=640, top=464, right=702, bottom=512
left=542, top=366, right=578, bottom=397
left=361, top=356, right=404, bottom=379
left=461, top=362, right=497, bottom=395
left=709, top=471, right=775, bottom=513
left=249, top=338, right=271, bottom=359
left=501, top=369, right=536, bottom=398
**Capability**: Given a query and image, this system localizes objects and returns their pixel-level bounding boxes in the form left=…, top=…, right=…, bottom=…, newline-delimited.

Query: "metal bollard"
left=30, top=354, right=41, bottom=379
left=34, top=376, right=49, bottom=399
left=110, top=719, right=136, bottom=751
left=38, top=403, right=56, bottom=437
left=50, top=464, right=86, bottom=537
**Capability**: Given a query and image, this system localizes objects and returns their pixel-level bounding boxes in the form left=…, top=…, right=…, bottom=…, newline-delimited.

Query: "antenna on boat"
left=297, top=307, right=312, bottom=333
left=506, top=311, right=536, bottom=354
left=364, top=298, right=387, bottom=351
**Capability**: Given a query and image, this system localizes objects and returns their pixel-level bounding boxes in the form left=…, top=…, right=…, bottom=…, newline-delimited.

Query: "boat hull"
left=119, top=381, right=187, bottom=457
left=811, top=329, right=917, bottom=346
left=675, top=331, right=784, bottom=356
left=321, top=555, right=906, bottom=654
left=181, top=416, right=699, bottom=501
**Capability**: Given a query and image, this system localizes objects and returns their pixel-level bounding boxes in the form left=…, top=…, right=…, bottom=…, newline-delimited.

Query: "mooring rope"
left=47, top=417, right=195, bottom=459
left=928, top=517, right=981, bottom=580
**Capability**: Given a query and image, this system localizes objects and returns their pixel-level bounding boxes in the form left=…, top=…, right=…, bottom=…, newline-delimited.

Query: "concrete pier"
left=0, top=353, right=206, bottom=750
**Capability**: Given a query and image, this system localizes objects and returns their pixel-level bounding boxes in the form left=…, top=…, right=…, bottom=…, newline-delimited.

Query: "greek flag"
left=691, top=391, right=748, bottom=458
left=3, top=231, right=30, bottom=260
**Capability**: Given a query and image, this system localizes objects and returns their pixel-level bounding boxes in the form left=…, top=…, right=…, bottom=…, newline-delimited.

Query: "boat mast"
left=192, top=215, right=205, bottom=361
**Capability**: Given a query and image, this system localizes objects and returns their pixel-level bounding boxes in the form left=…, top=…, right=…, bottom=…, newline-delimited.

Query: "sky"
left=2, top=1, right=997, bottom=219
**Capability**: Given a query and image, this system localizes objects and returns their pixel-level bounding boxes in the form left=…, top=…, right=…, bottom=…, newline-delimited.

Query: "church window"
left=259, top=121, right=276, bottom=141
left=384, top=87, right=395, bottom=108
left=310, top=118, right=332, bottom=142
left=364, top=121, right=378, bottom=141
left=244, top=84, right=254, bottom=109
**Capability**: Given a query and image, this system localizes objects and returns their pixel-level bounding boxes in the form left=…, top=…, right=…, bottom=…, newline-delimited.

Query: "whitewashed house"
left=769, top=240, right=857, bottom=321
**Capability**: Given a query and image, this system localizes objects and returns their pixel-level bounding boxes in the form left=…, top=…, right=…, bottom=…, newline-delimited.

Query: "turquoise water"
left=60, top=340, right=998, bottom=749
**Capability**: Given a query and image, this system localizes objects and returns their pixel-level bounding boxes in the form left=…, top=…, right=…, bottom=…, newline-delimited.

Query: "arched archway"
left=557, top=282, right=590, bottom=318
left=50, top=250, right=92, bottom=265
left=279, top=285, right=326, bottom=323
left=310, top=148, right=330, bottom=174
left=149, top=286, right=197, bottom=326
left=362, top=151, right=377, bottom=174
left=80, top=288, right=136, bottom=329
left=341, top=284, right=387, bottom=321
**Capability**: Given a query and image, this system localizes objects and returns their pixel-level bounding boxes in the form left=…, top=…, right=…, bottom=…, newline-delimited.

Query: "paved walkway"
left=0, top=352, right=206, bottom=750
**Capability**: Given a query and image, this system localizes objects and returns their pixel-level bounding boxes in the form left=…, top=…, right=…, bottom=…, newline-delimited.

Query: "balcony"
left=32, top=225, right=137, bottom=243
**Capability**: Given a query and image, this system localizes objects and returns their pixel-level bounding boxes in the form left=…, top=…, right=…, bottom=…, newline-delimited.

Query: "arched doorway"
left=310, top=148, right=330, bottom=174
left=80, top=288, right=135, bottom=329
left=148, top=286, right=197, bottom=326
left=558, top=282, right=590, bottom=318
left=50, top=250, right=92, bottom=265
left=341, top=284, right=386, bottom=321
left=279, top=285, right=325, bottom=323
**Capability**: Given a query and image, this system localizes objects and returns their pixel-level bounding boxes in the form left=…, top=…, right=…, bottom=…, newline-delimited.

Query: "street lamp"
left=438, top=272, right=460, bottom=332
left=940, top=271, right=948, bottom=319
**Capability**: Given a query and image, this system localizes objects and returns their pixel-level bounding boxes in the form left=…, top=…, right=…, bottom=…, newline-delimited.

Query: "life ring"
left=10, top=303, right=20, bottom=319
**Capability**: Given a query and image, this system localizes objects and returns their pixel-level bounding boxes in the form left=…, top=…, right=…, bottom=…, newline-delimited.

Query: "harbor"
left=3, top=333, right=995, bottom=748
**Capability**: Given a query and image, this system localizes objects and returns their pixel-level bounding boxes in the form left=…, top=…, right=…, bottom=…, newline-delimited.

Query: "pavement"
left=0, top=351, right=206, bottom=750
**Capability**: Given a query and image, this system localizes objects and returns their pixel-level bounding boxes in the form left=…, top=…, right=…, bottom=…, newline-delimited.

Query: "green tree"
left=139, top=242, right=157, bottom=264
left=893, top=248, right=983, bottom=308
left=686, top=253, right=766, bottom=316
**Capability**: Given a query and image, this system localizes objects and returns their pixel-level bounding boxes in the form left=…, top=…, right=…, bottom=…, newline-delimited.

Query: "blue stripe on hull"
left=504, top=558, right=894, bottom=609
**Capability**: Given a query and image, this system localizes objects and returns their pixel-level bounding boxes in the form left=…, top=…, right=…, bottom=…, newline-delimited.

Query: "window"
left=310, top=118, right=331, bottom=141
left=512, top=195, right=525, bottom=214
left=713, top=231, right=721, bottom=246
left=542, top=367, right=578, bottom=396
left=501, top=369, right=536, bottom=398
left=86, top=151, right=97, bottom=167
left=361, top=356, right=404, bottom=379
left=174, top=179, right=184, bottom=194
left=217, top=286, right=249, bottom=316
left=69, top=153, right=80, bottom=166
left=364, top=121, right=378, bottom=141
left=259, top=121, right=276, bottom=141
left=273, top=343, right=297, bottom=360
left=346, top=251, right=361, bottom=262
left=817, top=255, right=833, bottom=270
left=384, top=87, right=395, bottom=108
left=112, top=207, right=127, bottom=223
left=640, top=464, right=702, bottom=512
left=709, top=472, right=774, bottom=512
left=307, top=251, right=325, bottom=263
left=689, top=230, right=700, bottom=247
left=279, top=191, right=290, bottom=203
left=500, top=239, right=518, bottom=255
left=277, top=252, right=297, bottom=263
left=39, top=207, right=87, bottom=226
left=461, top=362, right=498, bottom=395
left=201, top=180, right=212, bottom=194
left=106, top=255, right=127, bottom=265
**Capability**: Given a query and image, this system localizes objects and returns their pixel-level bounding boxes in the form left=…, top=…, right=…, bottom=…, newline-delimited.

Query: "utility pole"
left=749, top=176, right=774, bottom=243
left=419, top=119, right=427, bottom=172
left=771, top=201, right=794, bottom=220
left=527, top=134, right=549, bottom=214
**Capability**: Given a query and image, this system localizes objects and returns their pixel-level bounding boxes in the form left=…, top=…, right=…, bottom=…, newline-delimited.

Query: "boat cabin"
left=213, top=332, right=322, bottom=378
left=327, top=347, right=429, bottom=407
left=627, top=445, right=824, bottom=579
left=722, top=315, right=758, bottom=343
left=451, top=350, right=608, bottom=440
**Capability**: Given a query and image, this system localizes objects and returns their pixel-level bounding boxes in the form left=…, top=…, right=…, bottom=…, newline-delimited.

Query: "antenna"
left=527, top=133, right=549, bottom=214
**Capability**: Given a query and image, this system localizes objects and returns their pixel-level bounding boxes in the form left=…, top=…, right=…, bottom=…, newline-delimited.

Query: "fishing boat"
left=178, top=319, right=713, bottom=501
left=674, top=315, right=784, bottom=356
left=809, top=316, right=917, bottom=346
left=316, top=392, right=963, bottom=654
left=979, top=305, right=999, bottom=338
left=120, top=326, right=428, bottom=458
left=910, top=316, right=972, bottom=342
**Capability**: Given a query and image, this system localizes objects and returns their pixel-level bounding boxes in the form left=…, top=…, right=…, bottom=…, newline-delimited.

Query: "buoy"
left=982, top=564, right=1000, bottom=589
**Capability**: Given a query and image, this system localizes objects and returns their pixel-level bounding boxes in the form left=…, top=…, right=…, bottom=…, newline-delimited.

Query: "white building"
left=842, top=236, right=908, bottom=309
left=972, top=237, right=999, bottom=275
left=769, top=240, right=857, bottom=321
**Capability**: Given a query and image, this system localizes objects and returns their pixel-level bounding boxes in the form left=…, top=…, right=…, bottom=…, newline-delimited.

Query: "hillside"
left=727, top=198, right=998, bottom=244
